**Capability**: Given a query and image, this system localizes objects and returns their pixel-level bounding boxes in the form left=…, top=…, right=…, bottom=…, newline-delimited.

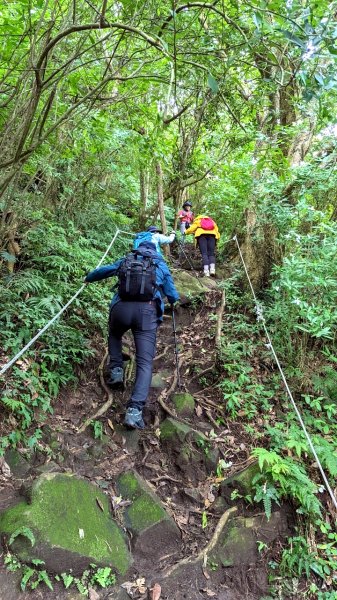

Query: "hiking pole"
left=171, top=305, right=182, bottom=389
left=177, top=238, right=196, bottom=273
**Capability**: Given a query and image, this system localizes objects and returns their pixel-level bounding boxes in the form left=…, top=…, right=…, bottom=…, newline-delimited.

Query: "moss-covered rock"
left=151, top=370, right=171, bottom=389
left=172, top=392, right=195, bottom=416
left=212, top=511, right=291, bottom=567
left=5, top=449, right=30, bottom=478
left=160, top=417, right=204, bottom=445
left=0, top=473, right=131, bottom=576
left=172, top=269, right=209, bottom=301
left=220, top=461, right=260, bottom=502
left=116, top=471, right=180, bottom=558
left=160, top=418, right=218, bottom=482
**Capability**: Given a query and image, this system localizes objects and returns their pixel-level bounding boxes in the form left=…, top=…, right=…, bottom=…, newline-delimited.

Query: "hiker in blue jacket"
left=133, top=225, right=175, bottom=256
left=85, top=241, right=180, bottom=429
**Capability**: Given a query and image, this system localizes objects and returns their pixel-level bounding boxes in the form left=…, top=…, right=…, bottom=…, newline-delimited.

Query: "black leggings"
left=197, top=234, right=216, bottom=267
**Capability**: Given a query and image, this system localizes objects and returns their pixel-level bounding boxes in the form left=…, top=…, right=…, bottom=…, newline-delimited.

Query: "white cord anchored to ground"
left=0, top=228, right=123, bottom=377
left=233, top=235, right=337, bottom=513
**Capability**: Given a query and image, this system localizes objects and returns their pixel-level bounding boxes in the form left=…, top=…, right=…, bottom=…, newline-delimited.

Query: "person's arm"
left=185, top=221, right=198, bottom=235
left=85, top=258, right=123, bottom=283
left=158, top=263, right=180, bottom=304
left=156, top=232, right=175, bottom=245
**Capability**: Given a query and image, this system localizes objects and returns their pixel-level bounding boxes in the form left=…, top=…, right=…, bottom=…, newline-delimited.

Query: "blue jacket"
left=133, top=231, right=175, bottom=256
left=85, top=247, right=180, bottom=322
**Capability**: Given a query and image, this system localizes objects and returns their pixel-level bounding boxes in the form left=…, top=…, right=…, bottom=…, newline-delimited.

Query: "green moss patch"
left=0, top=473, right=131, bottom=575
left=160, top=417, right=205, bottom=445
left=172, top=392, right=195, bottom=416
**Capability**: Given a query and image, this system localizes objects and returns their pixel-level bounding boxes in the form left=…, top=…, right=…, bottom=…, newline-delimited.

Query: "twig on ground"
left=150, top=475, right=181, bottom=484
left=205, top=410, right=220, bottom=430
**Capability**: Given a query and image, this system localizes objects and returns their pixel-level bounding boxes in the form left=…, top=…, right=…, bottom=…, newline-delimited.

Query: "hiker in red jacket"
left=178, top=202, right=194, bottom=234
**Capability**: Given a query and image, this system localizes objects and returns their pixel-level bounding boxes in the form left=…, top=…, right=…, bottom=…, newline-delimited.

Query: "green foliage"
left=9, top=526, right=35, bottom=547
left=4, top=552, right=116, bottom=595
left=252, top=448, right=321, bottom=518
left=91, top=421, right=103, bottom=441
left=0, top=207, right=126, bottom=451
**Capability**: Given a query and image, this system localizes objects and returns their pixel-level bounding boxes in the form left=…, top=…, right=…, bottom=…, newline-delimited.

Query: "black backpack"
left=118, top=251, right=157, bottom=301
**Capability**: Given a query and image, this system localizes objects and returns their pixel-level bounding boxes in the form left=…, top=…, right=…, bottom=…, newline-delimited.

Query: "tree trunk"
left=139, top=167, right=149, bottom=229
left=156, top=161, right=169, bottom=256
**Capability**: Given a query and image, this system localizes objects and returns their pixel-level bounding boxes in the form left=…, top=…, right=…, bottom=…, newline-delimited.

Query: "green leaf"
left=280, top=29, right=306, bottom=49
left=252, top=12, right=263, bottom=29
left=9, top=526, right=35, bottom=547
left=207, top=73, right=219, bottom=94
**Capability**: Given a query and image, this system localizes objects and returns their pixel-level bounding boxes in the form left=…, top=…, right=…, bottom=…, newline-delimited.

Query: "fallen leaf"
left=151, top=582, right=161, bottom=600
left=96, top=498, right=104, bottom=512
left=195, top=405, right=203, bottom=417
left=202, top=569, right=210, bottom=580
left=111, top=495, right=131, bottom=510
left=107, top=419, right=114, bottom=431
left=136, top=577, right=147, bottom=594
left=88, top=587, right=100, bottom=600
left=0, top=458, right=11, bottom=478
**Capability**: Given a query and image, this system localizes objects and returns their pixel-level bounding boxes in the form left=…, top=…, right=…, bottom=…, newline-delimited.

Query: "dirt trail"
left=0, top=279, right=283, bottom=600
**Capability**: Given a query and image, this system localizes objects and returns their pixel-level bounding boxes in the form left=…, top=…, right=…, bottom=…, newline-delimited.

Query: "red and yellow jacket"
left=185, top=215, right=220, bottom=240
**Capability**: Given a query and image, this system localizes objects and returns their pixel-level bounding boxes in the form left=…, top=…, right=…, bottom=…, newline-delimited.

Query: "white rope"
left=118, top=229, right=137, bottom=237
left=233, top=235, right=337, bottom=512
left=0, top=229, right=121, bottom=376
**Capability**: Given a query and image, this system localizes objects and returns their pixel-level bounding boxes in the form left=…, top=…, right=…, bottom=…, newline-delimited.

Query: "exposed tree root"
left=189, top=364, right=215, bottom=383
left=77, top=349, right=113, bottom=433
left=163, top=506, right=237, bottom=576
left=215, top=288, right=226, bottom=349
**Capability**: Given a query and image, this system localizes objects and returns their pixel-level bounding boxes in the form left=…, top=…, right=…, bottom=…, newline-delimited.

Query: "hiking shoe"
left=124, top=407, right=145, bottom=430
left=106, top=367, right=124, bottom=389
left=210, top=264, right=216, bottom=277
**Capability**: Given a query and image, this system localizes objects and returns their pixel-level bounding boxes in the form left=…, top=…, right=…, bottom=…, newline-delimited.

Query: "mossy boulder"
left=151, top=370, right=171, bottom=389
left=212, top=511, right=291, bottom=567
left=220, top=461, right=260, bottom=502
left=116, top=471, right=180, bottom=558
left=160, top=417, right=204, bottom=445
left=172, top=392, right=195, bottom=416
left=171, top=269, right=216, bottom=302
left=0, top=473, right=131, bottom=576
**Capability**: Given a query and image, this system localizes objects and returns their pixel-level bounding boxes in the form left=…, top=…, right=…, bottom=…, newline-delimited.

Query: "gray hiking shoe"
left=124, top=407, right=145, bottom=430
left=107, top=367, right=124, bottom=388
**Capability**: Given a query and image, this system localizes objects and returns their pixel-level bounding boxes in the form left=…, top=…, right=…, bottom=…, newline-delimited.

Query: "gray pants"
left=108, top=301, right=158, bottom=409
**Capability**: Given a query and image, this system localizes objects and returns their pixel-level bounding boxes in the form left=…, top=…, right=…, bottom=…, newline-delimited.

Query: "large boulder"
left=116, top=471, right=180, bottom=559
left=211, top=511, right=291, bottom=567
left=0, top=473, right=131, bottom=576
left=171, top=269, right=217, bottom=303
